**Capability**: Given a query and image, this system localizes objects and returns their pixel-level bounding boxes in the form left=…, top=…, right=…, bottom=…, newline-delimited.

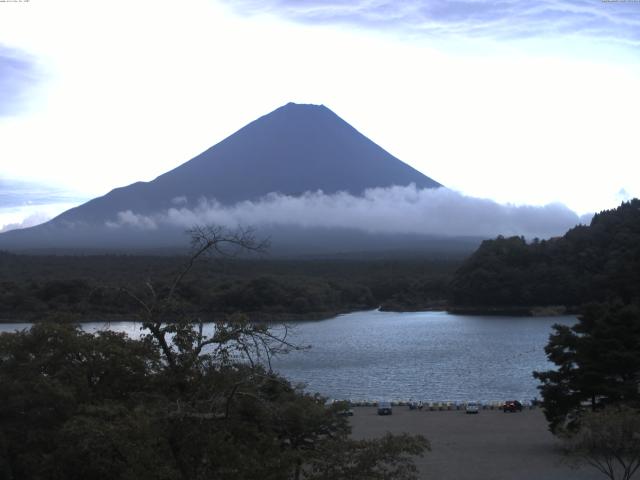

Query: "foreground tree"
left=0, top=324, right=163, bottom=480
left=533, top=303, right=640, bottom=433
left=562, top=407, right=640, bottom=480
left=0, top=226, right=429, bottom=480
left=534, top=302, right=640, bottom=480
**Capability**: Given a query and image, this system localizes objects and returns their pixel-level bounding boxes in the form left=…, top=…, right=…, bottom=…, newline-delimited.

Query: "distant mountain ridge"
left=0, top=102, right=446, bottom=252
left=52, top=102, right=440, bottom=226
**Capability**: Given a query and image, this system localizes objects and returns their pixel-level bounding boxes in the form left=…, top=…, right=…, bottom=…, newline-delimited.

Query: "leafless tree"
left=121, top=225, right=304, bottom=373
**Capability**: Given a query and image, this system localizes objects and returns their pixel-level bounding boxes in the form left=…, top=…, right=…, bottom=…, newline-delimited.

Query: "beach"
left=350, top=406, right=601, bottom=480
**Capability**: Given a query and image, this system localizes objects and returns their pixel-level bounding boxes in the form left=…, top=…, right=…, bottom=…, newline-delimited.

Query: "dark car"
left=503, top=400, right=523, bottom=413
left=377, top=401, right=392, bottom=415
left=329, top=400, right=354, bottom=417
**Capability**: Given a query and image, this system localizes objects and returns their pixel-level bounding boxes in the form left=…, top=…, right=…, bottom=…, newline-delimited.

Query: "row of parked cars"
left=375, top=400, right=525, bottom=415
left=466, top=400, right=524, bottom=414
left=333, top=399, right=527, bottom=416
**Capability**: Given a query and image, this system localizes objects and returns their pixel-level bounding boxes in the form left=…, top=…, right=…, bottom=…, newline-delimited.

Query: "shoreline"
left=446, top=304, right=578, bottom=317
left=0, top=304, right=578, bottom=324
left=0, top=308, right=357, bottom=325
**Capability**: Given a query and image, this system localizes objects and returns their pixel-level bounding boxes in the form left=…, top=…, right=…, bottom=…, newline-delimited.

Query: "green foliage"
left=54, top=403, right=179, bottom=480
left=561, top=406, right=640, bottom=480
left=533, top=303, right=640, bottom=434
left=0, top=323, right=159, bottom=479
left=0, top=228, right=430, bottom=479
left=0, top=318, right=429, bottom=479
left=451, top=199, right=640, bottom=308
left=0, top=254, right=458, bottom=321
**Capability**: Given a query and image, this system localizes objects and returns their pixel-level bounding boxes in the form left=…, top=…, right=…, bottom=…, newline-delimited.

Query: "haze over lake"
left=1, top=310, right=574, bottom=402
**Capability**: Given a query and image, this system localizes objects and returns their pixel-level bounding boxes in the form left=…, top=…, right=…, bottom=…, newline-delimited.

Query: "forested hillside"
left=450, top=199, right=640, bottom=310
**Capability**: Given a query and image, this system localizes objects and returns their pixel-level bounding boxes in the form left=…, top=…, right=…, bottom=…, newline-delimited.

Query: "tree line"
left=450, top=199, right=640, bottom=309
left=0, top=253, right=457, bottom=322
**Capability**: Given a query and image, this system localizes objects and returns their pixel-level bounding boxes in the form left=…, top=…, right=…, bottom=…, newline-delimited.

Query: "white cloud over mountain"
left=107, top=185, right=591, bottom=239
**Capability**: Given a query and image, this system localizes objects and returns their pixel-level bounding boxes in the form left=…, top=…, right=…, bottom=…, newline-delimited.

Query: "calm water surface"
left=270, top=310, right=576, bottom=402
left=0, top=310, right=576, bottom=402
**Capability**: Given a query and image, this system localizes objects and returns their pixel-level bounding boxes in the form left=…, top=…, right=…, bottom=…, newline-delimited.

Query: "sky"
left=1, top=0, right=639, bottom=234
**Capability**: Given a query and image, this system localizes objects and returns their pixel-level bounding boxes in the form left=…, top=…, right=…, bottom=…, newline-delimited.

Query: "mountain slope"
left=0, top=102, right=444, bottom=252
left=53, top=102, right=440, bottom=226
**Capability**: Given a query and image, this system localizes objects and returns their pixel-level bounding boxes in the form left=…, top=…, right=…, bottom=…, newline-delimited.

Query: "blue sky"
left=0, top=0, right=639, bottom=232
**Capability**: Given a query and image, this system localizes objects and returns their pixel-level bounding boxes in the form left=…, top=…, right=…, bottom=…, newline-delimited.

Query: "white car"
left=465, top=401, right=480, bottom=414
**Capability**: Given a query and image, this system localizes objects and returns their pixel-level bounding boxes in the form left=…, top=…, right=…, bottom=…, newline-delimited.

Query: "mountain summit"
left=0, top=102, right=443, bottom=251
left=54, top=102, right=440, bottom=225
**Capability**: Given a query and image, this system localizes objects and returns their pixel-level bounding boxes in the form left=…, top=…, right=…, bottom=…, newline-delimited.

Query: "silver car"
left=465, top=401, right=480, bottom=414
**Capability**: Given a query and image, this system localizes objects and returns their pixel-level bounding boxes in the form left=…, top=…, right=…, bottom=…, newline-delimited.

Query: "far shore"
left=0, top=309, right=354, bottom=325
left=350, top=406, right=599, bottom=480
left=0, top=304, right=579, bottom=325
left=446, top=305, right=578, bottom=316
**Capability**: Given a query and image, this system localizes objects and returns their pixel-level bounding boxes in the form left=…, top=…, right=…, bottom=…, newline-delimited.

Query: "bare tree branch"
left=128, top=224, right=297, bottom=378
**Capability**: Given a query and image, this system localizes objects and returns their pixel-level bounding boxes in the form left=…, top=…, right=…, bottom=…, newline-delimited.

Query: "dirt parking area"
left=350, top=407, right=601, bottom=480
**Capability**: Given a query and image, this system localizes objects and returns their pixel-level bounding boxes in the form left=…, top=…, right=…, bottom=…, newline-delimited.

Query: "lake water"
left=0, top=310, right=576, bottom=403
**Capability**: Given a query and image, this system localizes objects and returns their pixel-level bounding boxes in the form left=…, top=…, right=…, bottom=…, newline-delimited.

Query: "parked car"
left=337, top=408, right=354, bottom=417
left=328, top=400, right=354, bottom=416
left=377, top=401, right=392, bottom=415
left=503, top=400, right=523, bottom=413
left=465, top=401, right=480, bottom=414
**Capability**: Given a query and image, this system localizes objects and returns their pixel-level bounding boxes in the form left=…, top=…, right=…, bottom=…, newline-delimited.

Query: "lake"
left=271, top=310, right=576, bottom=403
left=0, top=310, right=576, bottom=403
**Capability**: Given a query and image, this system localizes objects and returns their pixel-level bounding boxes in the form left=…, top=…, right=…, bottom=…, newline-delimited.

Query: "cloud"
left=224, top=0, right=640, bottom=46
left=0, top=211, right=52, bottom=233
left=171, top=196, right=188, bottom=206
left=0, top=178, right=88, bottom=207
left=0, top=46, right=39, bottom=117
left=106, top=210, right=158, bottom=230
left=0, top=178, right=88, bottom=233
left=105, top=185, right=591, bottom=239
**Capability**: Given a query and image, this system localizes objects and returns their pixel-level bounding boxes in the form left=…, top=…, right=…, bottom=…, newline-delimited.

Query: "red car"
left=503, top=400, right=523, bottom=413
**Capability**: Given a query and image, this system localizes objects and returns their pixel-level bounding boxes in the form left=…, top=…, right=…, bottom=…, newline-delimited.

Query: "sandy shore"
left=350, top=407, right=600, bottom=480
